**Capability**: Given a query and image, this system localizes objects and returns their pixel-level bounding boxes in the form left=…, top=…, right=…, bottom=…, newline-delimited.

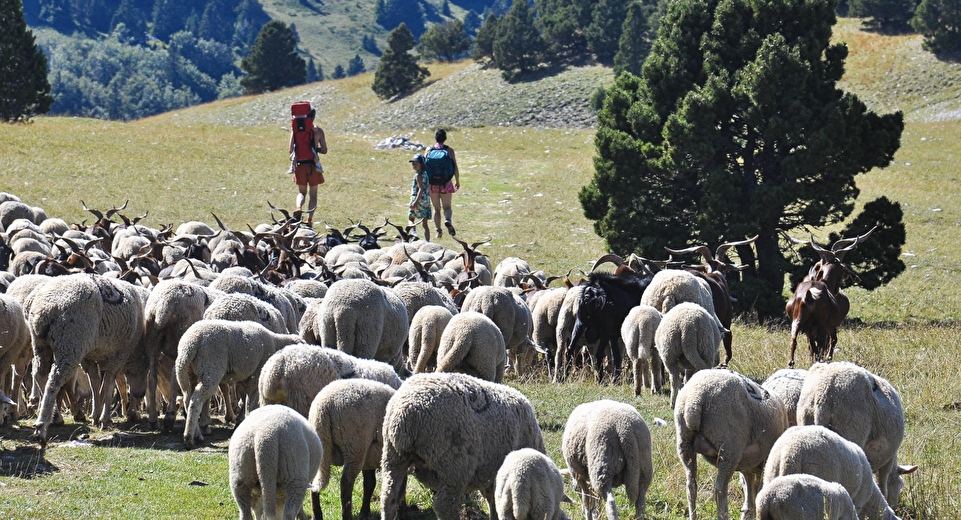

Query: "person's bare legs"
left=440, top=192, right=454, bottom=235
left=296, top=184, right=318, bottom=223
left=430, top=191, right=444, bottom=237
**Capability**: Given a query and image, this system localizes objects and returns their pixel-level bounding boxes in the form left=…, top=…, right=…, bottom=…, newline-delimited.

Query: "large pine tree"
left=492, top=0, right=546, bottom=79
left=912, top=0, right=961, bottom=55
left=239, top=20, right=305, bottom=94
left=0, top=0, right=55, bottom=122
left=371, top=23, right=429, bottom=99
left=580, top=0, right=905, bottom=320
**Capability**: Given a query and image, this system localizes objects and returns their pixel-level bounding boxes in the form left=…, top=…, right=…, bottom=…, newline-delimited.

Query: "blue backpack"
left=425, top=146, right=455, bottom=186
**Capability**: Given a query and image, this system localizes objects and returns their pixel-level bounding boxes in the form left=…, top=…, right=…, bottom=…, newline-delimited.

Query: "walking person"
left=425, top=128, right=460, bottom=238
left=408, top=154, right=432, bottom=241
left=288, top=108, right=327, bottom=226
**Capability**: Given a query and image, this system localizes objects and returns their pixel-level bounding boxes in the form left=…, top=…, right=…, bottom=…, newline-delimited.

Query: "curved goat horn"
left=715, top=235, right=758, bottom=259
left=664, top=244, right=713, bottom=262
left=591, top=253, right=624, bottom=272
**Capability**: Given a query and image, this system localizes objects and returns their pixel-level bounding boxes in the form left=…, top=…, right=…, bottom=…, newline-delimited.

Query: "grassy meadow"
left=1, top=18, right=961, bottom=520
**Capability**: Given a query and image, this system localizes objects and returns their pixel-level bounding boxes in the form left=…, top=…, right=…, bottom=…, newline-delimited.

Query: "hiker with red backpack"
left=288, top=102, right=327, bottom=226
left=425, top=128, right=460, bottom=238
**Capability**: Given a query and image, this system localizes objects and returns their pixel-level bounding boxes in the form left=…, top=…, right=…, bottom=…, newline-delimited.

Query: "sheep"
left=143, top=278, right=224, bottom=429
left=229, top=404, right=323, bottom=520
left=553, top=285, right=594, bottom=383
left=675, top=369, right=788, bottom=520
left=28, top=274, right=145, bottom=443
left=0, top=294, right=31, bottom=418
left=283, top=278, right=328, bottom=299
left=530, top=286, right=568, bottom=375
left=258, top=344, right=343, bottom=418
left=408, top=305, right=455, bottom=373
left=655, top=302, right=723, bottom=408
left=562, top=399, right=653, bottom=520
left=640, top=269, right=715, bottom=317
left=460, top=285, right=536, bottom=376
left=761, top=368, right=808, bottom=427
left=796, top=361, right=916, bottom=507
left=308, top=379, right=396, bottom=520
left=322, top=347, right=403, bottom=389
left=436, top=311, right=508, bottom=383
left=391, top=281, right=459, bottom=323
left=620, top=305, right=663, bottom=396
left=380, top=372, right=546, bottom=520
left=764, top=425, right=900, bottom=520
left=318, top=278, right=409, bottom=374
left=208, top=274, right=301, bottom=334
left=495, top=448, right=572, bottom=520
left=755, top=474, right=858, bottom=520
left=492, top=257, right=532, bottom=288
left=203, top=291, right=288, bottom=334
left=174, top=319, right=303, bottom=447
left=0, top=200, right=37, bottom=230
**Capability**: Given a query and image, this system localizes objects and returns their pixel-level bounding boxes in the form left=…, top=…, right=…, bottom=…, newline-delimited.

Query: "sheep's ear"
left=899, top=464, right=919, bottom=475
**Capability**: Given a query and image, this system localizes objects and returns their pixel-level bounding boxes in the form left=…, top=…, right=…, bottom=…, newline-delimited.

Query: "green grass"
left=2, top=17, right=961, bottom=520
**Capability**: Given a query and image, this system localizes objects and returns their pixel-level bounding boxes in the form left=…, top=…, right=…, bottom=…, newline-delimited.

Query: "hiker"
left=288, top=108, right=327, bottom=226
left=426, top=128, right=460, bottom=238
left=407, top=154, right=432, bottom=241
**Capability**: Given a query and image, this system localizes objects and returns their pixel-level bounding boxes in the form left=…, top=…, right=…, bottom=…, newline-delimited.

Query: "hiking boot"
left=445, top=221, right=456, bottom=237
left=436, top=227, right=443, bottom=238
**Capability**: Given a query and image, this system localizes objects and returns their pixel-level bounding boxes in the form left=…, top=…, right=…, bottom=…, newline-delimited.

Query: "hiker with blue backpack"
left=425, top=128, right=460, bottom=238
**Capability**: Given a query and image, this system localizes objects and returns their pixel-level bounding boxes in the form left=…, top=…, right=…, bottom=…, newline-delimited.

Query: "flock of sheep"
left=0, top=191, right=916, bottom=520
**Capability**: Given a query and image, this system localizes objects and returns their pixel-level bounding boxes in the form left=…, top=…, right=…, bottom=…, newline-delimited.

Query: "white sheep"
left=755, top=474, right=858, bottom=520
left=308, top=378, right=396, bottom=520
left=461, top=285, right=536, bottom=376
left=321, top=347, right=403, bottom=389
left=408, top=305, right=455, bottom=373
left=229, top=404, right=323, bottom=520
left=203, top=291, right=289, bottom=333
left=143, top=278, right=225, bottom=429
left=318, top=278, right=409, bottom=374
left=495, top=448, right=572, bottom=520
left=655, top=302, right=723, bottom=408
left=435, top=311, right=508, bottom=383
left=174, top=319, right=302, bottom=447
left=620, top=305, right=663, bottom=396
left=764, top=425, right=900, bottom=520
left=796, top=361, right=916, bottom=507
left=0, top=294, right=31, bottom=418
left=761, top=368, right=808, bottom=427
left=530, top=287, right=568, bottom=377
left=641, top=269, right=715, bottom=316
left=562, top=399, right=652, bottom=520
left=675, top=369, right=789, bottom=520
left=208, top=274, right=301, bottom=334
left=380, top=372, right=545, bottom=520
left=492, top=257, right=532, bottom=288
left=28, top=274, right=145, bottom=443
left=258, top=344, right=343, bottom=418
left=391, top=281, right=459, bottom=323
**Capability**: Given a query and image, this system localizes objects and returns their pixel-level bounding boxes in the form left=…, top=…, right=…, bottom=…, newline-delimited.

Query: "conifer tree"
left=417, top=19, right=471, bottom=62
left=613, top=1, right=654, bottom=76
left=584, top=0, right=629, bottom=63
left=0, top=0, right=55, bottom=122
left=492, top=0, right=546, bottom=79
left=471, top=13, right=498, bottom=62
left=581, top=0, right=905, bottom=319
left=347, top=54, right=366, bottom=76
left=848, top=0, right=916, bottom=31
left=912, top=0, right=961, bottom=55
left=239, top=20, right=305, bottom=94
left=306, top=58, right=321, bottom=82
left=371, top=23, right=429, bottom=99
left=332, top=64, right=346, bottom=79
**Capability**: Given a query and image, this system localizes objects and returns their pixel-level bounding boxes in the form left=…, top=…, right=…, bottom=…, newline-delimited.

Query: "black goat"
left=563, top=255, right=653, bottom=383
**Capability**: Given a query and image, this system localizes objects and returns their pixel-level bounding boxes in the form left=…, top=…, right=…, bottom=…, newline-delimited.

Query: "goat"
left=664, top=235, right=757, bottom=367
left=562, top=254, right=653, bottom=384
left=781, top=227, right=877, bottom=367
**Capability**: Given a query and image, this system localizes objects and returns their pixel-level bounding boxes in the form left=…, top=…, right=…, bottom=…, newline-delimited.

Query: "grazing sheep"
left=530, top=287, right=568, bottom=374
left=175, top=320, right=302, bottom=447
left=0, top=294, right=31, bottom=418
left=461, top=285, right=536, bottom=376
left=796, top=361, right=916, bottom=507
left=143, top=278, right=224, bottom=429
left=318, top=278, right=409, bottom=374
left=391, top=281, right=459, bottom=323
left=756, top=474, right=857, bottom=520
left=308, top=379, right=396, bottom=520
left=408, top=305, right=455, bottom=373
left=761, top=368, right=808, bottom=427
left=553, top=285, right=595, bottom=383
left=284, top=279, right=328, bottom=300
left=764, top=425, right=900, bottom=520
left=258, top=344, right=343, bottom=418
left=229, top=404, right=323, bottom=520
left=675, top=369, right=788, bottom=520
left=641, top=269, right=716, bottom=319
left=492, top=257, right=532, bottom=288
left=620, top=305, right=663, bottom=396
left=436, top=311, right=508, bottom=383
left=29, top=274, right=145, bottom=443
left=380, top=372, right=545, bottom=520
left=209, top=274, right=301, bottom=334
left=322, top=347, right=403, bottom=389
left=203, top=291, right=288, bottom=334
left=562, top=400, right=653, bottom=520
left=495, top=448, right=571, bottom=520
left=655, top=302, right=723, bottom=408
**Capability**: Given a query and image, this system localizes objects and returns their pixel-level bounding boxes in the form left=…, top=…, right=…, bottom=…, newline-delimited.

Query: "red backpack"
left=291, top=101, right=316, bottom=164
